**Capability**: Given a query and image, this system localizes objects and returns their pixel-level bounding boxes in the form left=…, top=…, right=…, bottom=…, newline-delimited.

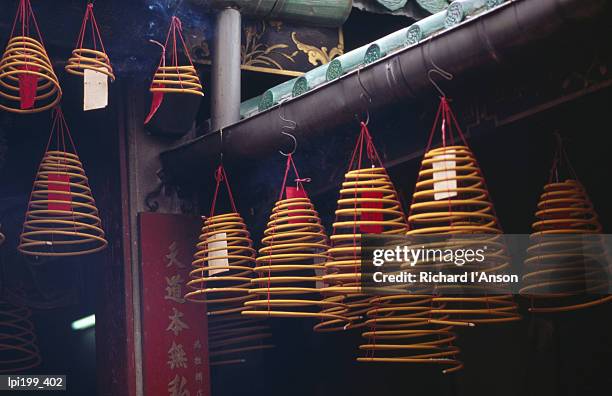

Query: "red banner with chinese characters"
left=139, top=213, right=210, bottom=396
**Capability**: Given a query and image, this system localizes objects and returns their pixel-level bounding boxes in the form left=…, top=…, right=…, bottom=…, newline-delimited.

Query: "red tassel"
left=145, top=84, right=164, bottom=124
left=18, top=65, right=39, bottom=109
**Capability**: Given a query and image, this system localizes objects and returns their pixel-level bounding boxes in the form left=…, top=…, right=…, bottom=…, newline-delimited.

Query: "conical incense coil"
left=244, top=196, right=347, bottom=320
left=243, top=155, right=347, bottom=321
left=185, top=212, right=258, bottom=315
left=407, top=98, right=520, bottom=324
left=357, top=295, right=465, bottom=374
left=208, top=314, right=274, bottom=366
left=18, top=109, right=107, bottom=257
left=320, top=166, right=407, bottom=331
left=0, top=301, right=42, bottom=373
left=65, top=4, right=114, bottom=81
left=318, top=123, right=408, bottom=332
left=0, top=1, right=62, bottom=113
left=150, top=17, right=203, bottom=97
left=521, top=180, right=612, bottom=312
left=0, top=36, right=61, bottom=114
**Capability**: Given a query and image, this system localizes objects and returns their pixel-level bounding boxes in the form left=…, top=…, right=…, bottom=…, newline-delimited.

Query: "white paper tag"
left=433, top=152, right=458, bottom=201
left=84, top=69, right=108, bottom=111
left=207, top=232, right=229, bottom=276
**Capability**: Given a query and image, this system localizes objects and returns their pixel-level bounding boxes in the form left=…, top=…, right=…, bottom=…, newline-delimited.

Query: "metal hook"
left=355, top=68, right=371, bottom=125
left=278, top=99, right=298, bottom=156
left=426, top=39, right=453, bottom=97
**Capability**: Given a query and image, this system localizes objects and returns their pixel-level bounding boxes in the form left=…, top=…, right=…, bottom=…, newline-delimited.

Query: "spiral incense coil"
left=0, top=301, right=41, bottom=373
left=357, top=295, right=465, bottom=374
left=151, top=66, right=203, bottom=96
left=408, top=145, right=520, bottom=324
left=150, top=17, right=203, bottom=97
left=243, top=197, right=348, bottom=321
left=0, top=230, right=4, bottom=246
left=320, top=167, right=407, bottom=331
left=65, top=3, right=114, bottom=81
left=185, top=212, right=258, bottom=315
left=65, top=49, right=114, bottom=81
left=521, top=180, right=612, bottom=313
left=0, top=36, right=61, bottom=114
left=19, top=111, right=107, bottom=257
left=208, top=314, right=274, bottom=366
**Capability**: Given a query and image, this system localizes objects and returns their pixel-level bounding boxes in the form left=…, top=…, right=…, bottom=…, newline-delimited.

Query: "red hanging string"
left=152, top=16, right=196, bottom=90
left=278, top=154, right=308, bottom=200
left=209, top=165, right=238, bottom=217
left=10, top=0, right=44, bottom=44
left=75, top=3, right=108, bottom=55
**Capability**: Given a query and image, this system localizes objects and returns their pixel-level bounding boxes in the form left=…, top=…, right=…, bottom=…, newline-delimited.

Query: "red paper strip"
left=360, top=191, right=383, bottom=234
left=145, top=84, right=164, bottom=124
left=48, top=173, right=72, bottom=211
left=18, top=65, right=40, bottom=109
left=286, top=186, right=308, bottom=224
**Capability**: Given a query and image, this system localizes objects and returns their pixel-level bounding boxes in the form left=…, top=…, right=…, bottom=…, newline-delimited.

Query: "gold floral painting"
left=186, top=19, right=344, bottom=77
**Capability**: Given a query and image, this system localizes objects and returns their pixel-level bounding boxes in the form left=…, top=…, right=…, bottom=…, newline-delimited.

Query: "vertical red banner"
left=48, top=173, right=72, bottom=211
left=360, top=191, right=383, bottom=233
left=285, top=186, right=308, bottom=224
left=139, top=213, right=210, bottom=396
left=18, top=65, right=39, bottom=110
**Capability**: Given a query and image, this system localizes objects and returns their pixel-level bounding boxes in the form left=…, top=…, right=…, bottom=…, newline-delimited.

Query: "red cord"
left=209, top=165, right=238, bottom=217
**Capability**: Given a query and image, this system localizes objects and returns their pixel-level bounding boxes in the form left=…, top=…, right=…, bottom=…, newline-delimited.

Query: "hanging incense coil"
left=243, top=196, right=347, bottom=320
left=18, top=110, right=107, bottom=257
left=65, top=49, right=114, bottom=80
left=185, top=212, right=258, bottom=315
left=151, top=66, right=202, bottom=96
left=0, top=301, right=41, bottom=373
left=242, top=155, right=347, bottom=321
left=65, top=4, right=114, bottom=81
left=0, top=0, right=62, bottom=114
left=150, top=17, right=203, bottom=97
left=320, top=166, right=407, bottom=331
left=0, top=36, right=61, bottom=114
left=521, top=180, right=612, bottom=312
left=357, top=295, right=465, bottom=374
left=185, top=166, right=273, bottom=364
left=208, top=314, right=274, bottom=366
left=408, top=144, right=520, bottom=324
left=407, top=98, right=520, bottom=324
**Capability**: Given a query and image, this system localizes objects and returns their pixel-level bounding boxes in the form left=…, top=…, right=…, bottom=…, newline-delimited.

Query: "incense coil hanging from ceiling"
left=407, top=97, right=520, bottom=325
left=520, top=139, right=612, bottom=313
left=0, top=301, right=42, bottom=373
left=208, top=314, right=274, bottom=366
left=184, top=166, right=272, bottom=363
left=65, top=3, right=115, bottom=81
left=0, top=0, right=61, bottom=114
left=185, top=166, right=258, bottom=314
left=18, top=109, right=107, bottom=257
left=357, top=295, right=466, bottom=374
left=318, top=124, right=407, bottom=332
left=150, top=16, right=203, bottom=97
left=243, top=155, right=348, bottom=322
left=185, top=211, right=258, bottom=315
